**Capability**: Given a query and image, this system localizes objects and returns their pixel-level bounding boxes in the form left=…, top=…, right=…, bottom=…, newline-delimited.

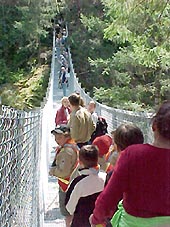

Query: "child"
left=87, top=100, right=98, bottom=126
left=105, top=123, right=144, bottom=184
left=90, top=123, right=144, bottom=227
left=65, top=145, right=106, bottom=227
left=55, top=96, right=71, bottom=126
left=92, top=134, right=113, bottom=173
left=105, top=130, right=118, bottom=167
left=49, top=125, right=79, bottom=227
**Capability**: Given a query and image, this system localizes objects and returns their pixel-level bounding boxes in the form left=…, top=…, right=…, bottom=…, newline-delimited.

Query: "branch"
left=129, top=0, right=147, bottom=15
left=158, top=0, right=170, bottom=22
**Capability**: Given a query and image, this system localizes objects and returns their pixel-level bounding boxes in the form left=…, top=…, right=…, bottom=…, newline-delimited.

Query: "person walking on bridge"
left=55, top=97, right=71, bottom=126
left=87, top=100, right=98, bottom=126
left=49, top=125, right=79, bottom=227
left=90, top=100, right=170, bottom=227
left=59, top=66, right=68, bottom=96
left=65, top=145, right=106, bottom=227
left=68, top=93, right=95, bottom=148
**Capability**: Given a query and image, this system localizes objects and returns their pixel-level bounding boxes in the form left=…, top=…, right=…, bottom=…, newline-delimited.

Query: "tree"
left=0, top=0, right=58, bottom=84
left=0, top=0, right=60, bottom=108
left=46, top=0, right=170, bottom=110
left=94, top=0, right=170, bottom=108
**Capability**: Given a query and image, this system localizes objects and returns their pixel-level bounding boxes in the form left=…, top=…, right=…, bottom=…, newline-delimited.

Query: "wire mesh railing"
left=0, top=106, right=41, bottom=227
left=68, top=47, right=153, bottom=144
left=0, top=28, right=56, bottom=227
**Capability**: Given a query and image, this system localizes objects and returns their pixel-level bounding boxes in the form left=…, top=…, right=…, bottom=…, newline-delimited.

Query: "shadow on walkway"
left=45, top=208, right=63, bottom=221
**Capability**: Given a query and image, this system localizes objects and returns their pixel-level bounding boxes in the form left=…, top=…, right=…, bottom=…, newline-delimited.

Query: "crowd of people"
left=54, top=20, right=70, bottom=97
left=49, top=89, right=170, bottom=227
left=50, top=14, right=170, bottom=227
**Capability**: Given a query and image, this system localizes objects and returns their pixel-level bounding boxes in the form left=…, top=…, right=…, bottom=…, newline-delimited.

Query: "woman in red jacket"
left=55, top=97, right=71, bottom=126
left=90, top=100, right=170, bottom=227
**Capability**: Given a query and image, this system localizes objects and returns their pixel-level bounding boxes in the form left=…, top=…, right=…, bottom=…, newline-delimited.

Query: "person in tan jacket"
left=49, top=125, right=79, bottom=227
left=68, top=93, right=96, bottom=148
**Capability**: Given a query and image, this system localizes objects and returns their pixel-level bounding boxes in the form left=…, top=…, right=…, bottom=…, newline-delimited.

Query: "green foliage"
left=62, top=0, right=118, bottom=90
left=80, top=14, right=106, bottom=35
left=94, top=85, right=153, bottom=111
left=0, top=0, right=57, bottom=77
left=0, top=66, right=50, bottom=109
left=94, top=86, right=134, bottom=105
left=26, top=0, right=169, bottom=111
left=0, top=60, right=9, bottom=84
left=91, top=0, right=170, bottom=109
left=0, top=0, right=59, bottom=108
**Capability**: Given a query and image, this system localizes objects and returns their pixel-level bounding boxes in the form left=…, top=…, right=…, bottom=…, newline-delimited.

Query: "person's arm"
left=65, top=177, right=82, bottom=215
left=70, top=115, right=80, bottom=141
left=67, top=119, right=71, bottom=127
left=91, top=112, right=98, bottom=125
left=63, top=71, right=68, bottom=83
left=89, top=114, right=96, bottom=135
left=59, top=71, right=62, bottom=81
left=55, top=110, right=59, bottom=125
left=90, top=150, right=129, bottom=225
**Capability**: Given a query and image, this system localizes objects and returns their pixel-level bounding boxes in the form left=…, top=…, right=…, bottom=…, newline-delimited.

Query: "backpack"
left=91, top=116, right=108, bottom=142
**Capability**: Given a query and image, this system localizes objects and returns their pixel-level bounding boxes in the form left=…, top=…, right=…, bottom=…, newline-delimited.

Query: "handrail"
left=0, top=29, right=56, bottom=227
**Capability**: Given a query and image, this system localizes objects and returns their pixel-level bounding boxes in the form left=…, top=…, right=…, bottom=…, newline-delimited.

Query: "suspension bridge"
left=0, top=31, right=153, bottom=227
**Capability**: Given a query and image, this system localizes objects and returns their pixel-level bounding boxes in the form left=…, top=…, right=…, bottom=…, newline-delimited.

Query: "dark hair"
left=68, top=93, right=80, bottom=106
left=80, top=97, right=85, bottom=107
left=79, top=145, right=99, bottom=168
left=114, top=123, right=144, bottom=151
left=152, top=100, right=170, bottom=139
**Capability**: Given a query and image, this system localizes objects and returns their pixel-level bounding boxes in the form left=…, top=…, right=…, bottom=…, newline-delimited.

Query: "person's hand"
left=89, top=214, right=96, bottom=227
left=89, top=214, right=105, bottom=227
left=89, top=214, right=94, bottom=226
left=49, top=166, right=55, bottom=176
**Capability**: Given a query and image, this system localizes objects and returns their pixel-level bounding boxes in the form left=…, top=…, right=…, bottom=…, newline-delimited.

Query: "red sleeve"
left=91, top=150, right=129, bottom=225
left=55, top=110, right=60, bottom=125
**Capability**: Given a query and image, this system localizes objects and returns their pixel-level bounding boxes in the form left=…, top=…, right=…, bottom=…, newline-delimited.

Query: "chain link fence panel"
left=0, top=106, right=42, bottom=227
left=0, top=27, right=56, bottom=227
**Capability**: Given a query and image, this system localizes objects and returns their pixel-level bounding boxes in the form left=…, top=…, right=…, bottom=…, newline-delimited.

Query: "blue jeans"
left=62, top=82, right=67, bottom=96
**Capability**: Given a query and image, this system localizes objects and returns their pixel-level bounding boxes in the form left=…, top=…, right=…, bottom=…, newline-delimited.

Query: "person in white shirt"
left=87, top=101, right=98, bottom=125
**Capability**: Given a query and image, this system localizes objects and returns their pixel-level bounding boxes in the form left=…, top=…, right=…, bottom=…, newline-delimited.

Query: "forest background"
left=0, top=0, right=169, bottom=111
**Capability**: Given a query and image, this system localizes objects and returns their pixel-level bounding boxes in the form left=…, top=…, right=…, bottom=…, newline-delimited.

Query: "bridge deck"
left=43, top=57, right=73, bottom=227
